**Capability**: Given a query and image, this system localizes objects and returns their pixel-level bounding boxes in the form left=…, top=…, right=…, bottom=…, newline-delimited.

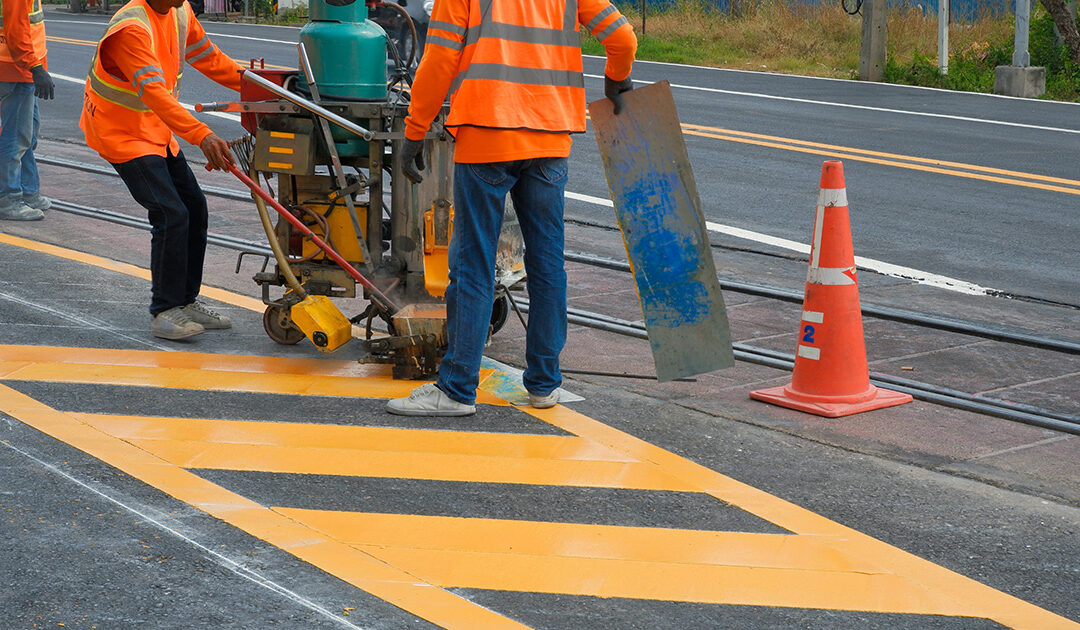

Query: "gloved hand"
left=30, top=66, right=54, bottom=100
left=604, top=75, right=633, bottom=115
left=400, top=138, right=425, bottom=184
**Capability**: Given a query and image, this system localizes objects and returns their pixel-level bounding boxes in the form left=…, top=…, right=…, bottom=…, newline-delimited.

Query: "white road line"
left=52, top=72, right=242, bottom=121
left=565, top=190, right=995, bottom=295
left=0, top=439, right=367, bottom=630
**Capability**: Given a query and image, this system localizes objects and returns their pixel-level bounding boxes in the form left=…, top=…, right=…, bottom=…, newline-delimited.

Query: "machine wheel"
left=263, top=304, right=305, bottom=345
left=490, top=293, right=509, bottom=336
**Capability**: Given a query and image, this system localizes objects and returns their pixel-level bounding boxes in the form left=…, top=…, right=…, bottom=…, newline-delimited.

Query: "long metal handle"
left=241, top=70, right=375, bottom=141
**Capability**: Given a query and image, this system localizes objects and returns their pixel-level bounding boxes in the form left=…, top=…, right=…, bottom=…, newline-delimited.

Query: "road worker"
left=80, top=0, right=241, bottom=340
left=387, top=0, right=637, bottom=416
left=0, top=0, right=53, bottom=221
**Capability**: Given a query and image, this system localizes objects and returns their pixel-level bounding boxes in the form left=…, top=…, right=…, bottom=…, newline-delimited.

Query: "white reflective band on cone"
left=807, top=266, right=857, bottom=285
left=797, top=345, right=821, bottom=360
left=802, top=310, right=825, bottom=323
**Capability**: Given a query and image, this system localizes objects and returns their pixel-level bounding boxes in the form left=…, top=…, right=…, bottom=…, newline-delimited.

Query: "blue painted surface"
left=621, top=0, right=1016, bottom=20
left=618, top=173, right=712, bottom=328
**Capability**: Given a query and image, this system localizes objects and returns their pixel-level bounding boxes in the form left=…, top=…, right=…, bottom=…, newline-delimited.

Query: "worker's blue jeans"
left=0, top=82, right=40, bottom=201
left=436, top=157, right=569, bottom=405
left=112, top=149, right=209, bottom=316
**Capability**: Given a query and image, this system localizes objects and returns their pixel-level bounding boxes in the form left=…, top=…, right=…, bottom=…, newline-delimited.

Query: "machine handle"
left=194, top=102, right=241, bottom=113
left=240, top=70, right=375, bottom=141
left=226, top=163, right=398, bottom=314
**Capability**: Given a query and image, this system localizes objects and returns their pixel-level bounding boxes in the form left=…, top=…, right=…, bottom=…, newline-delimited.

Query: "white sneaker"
left=151, top=306, right=204, bottom=340
left=183, top=300, right=231, bottom=329
left=387, top=383, right=476, bottom=416
left=528, top=390, right=560, bottom=409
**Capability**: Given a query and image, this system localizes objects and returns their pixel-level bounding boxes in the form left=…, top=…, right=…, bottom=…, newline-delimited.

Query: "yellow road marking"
left=0, top=383, right=529, bottom=630
left=76, top=414, right=634, bottom=461
left=3, top=207, right=1078, bottom=628
left=683, top=127, right=1080, bottom=196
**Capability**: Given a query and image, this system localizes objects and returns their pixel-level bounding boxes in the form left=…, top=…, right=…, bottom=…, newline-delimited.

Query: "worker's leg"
left=165, top=149, right=209, bottom=305
left=113, top=155, right=194, bottom=316
left=436, top=161, right=517, bottom=405
left=0, top=83, right=36, bottom=204
left=509, top=157, right=568, bottom=397
left=18, top=97, right=41, bottom=198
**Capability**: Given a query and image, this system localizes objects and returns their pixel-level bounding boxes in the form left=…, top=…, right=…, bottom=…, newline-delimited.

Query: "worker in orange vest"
left=387, top=0, right=637, bottom=416
left=0, top=0, right=53, bottom=221
left=80, top=0, right=243, bottom=340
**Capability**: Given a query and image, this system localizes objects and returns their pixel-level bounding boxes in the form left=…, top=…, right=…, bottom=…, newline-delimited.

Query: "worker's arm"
left=579, top=0, right=637, bottom=82
left=99, top=26, right=214, bottom=148
left=403, top=0, right=470, bottom=141
left=2, top=0, right=46, bottom=73
left=182, top=7, right=244, bottom=92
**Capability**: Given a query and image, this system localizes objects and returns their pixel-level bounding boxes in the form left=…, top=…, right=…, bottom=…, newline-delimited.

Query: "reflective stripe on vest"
left=446, top=0, right=584, bottom=132
left=0, top=0, right=47, bottom=63
left=87, top=1, right=187, bottom=112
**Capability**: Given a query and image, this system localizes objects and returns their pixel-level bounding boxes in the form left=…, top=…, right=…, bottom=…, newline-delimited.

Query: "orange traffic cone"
left=750, top=160, right=912, bottom=417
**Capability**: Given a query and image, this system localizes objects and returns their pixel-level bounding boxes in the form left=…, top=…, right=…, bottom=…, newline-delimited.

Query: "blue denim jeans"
left=437, top=157, right=569, bottom=405
left=0, top=82, right=40, bottom=200
left=112, top=149, right=209, bottom=316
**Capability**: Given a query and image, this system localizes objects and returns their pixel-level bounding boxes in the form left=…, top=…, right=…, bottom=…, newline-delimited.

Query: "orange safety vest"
left=0, top=0, right=48, bottom=69
left=441, top=0, right=590, bottom=134
left=80, top=0, right=191, bottom=162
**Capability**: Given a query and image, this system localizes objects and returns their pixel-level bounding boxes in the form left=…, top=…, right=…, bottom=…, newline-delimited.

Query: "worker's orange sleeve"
left=1, top=0, right=45, bottom=74
left=579, top=0, right=637, bottom=81
left=182, top=14, right=244, bottom=92
left=403, top=0, right=470, bottom=142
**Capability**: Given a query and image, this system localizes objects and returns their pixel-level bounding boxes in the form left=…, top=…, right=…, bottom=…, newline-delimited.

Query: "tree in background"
left=1040, top=0, right=1080, bottom=64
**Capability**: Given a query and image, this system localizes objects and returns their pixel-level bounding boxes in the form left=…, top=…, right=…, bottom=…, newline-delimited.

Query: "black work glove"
left=604, top=75, right=633, bottom=115
left=400, top=138, right=426, bottom=184
left=30, top=66, right=54, bottom=100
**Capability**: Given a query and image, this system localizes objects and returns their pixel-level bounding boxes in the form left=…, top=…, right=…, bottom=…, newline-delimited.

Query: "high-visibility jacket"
left=0, top=0, right=48, bottom=82
left=405, top=0, right=635, bottom=163
left=79, top=0, right=242, bottom=164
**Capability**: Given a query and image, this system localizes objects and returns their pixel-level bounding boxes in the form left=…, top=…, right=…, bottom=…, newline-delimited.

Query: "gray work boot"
left=151, top=306, right=205, bottom=340
left=387, top=383, right=476, bottom=417
left=22, top=192, right=52, bottom=211
left=0, top=196, right=44, bottom=221
left=183, top=300, right=231, bottom=329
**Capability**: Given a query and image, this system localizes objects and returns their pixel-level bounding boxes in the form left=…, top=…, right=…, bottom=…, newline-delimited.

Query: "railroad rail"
left=36, top=154, right=1080, bottom=436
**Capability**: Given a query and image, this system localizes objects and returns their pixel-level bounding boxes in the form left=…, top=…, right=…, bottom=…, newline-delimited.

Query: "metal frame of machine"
left=198, top=1, right=524, bottom=379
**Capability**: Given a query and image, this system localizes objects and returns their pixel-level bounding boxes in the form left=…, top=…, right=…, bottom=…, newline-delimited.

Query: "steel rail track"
left=41, top=157, right=1079, bottom=435
left=511, top=296, right=1080, bottom=437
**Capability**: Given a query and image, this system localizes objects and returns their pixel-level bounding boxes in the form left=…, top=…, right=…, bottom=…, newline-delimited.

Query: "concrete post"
left=859, top=0, right=887, bottom=81
left=994, top=0, right=1046, bottom=97
left=938, top=0, right=949, bottom=75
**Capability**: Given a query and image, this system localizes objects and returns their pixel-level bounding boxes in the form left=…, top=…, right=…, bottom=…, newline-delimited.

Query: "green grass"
left=583, top=0, right=1080, bottom=101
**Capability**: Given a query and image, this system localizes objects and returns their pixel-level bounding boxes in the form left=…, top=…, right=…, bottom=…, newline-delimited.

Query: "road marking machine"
left=197, top=0, right=524, bottom=379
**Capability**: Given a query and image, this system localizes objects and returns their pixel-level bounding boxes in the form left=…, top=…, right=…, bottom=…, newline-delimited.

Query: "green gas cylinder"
left=298, top=0, right=387, bottom=102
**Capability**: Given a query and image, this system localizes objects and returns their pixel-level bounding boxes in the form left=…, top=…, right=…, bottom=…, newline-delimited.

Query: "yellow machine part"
left=289, top=295, right=352, bottom=352
left=423, top=205, right=453, bottom=298
left=300, top=202, right=367, bottom=263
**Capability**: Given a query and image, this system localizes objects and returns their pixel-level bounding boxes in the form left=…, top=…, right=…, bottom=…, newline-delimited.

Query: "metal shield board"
left=590, top=80, right=735, bottom=381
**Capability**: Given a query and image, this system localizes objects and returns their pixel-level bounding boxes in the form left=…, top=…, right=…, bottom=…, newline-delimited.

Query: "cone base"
left=750, top=384, right=913, bottom=418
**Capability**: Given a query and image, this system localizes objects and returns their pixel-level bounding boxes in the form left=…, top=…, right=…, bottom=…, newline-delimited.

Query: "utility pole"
left=938, top=0, right=949, bottom=75
left=859, top=0, right=887, bottom=81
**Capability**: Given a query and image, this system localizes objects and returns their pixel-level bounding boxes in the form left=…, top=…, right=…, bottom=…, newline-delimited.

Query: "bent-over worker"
left=80, top=0, right=242, bottom=340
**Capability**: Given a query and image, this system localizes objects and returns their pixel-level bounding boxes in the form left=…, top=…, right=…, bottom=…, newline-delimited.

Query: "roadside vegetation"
left=584, top=0, right=1080, bottom=101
